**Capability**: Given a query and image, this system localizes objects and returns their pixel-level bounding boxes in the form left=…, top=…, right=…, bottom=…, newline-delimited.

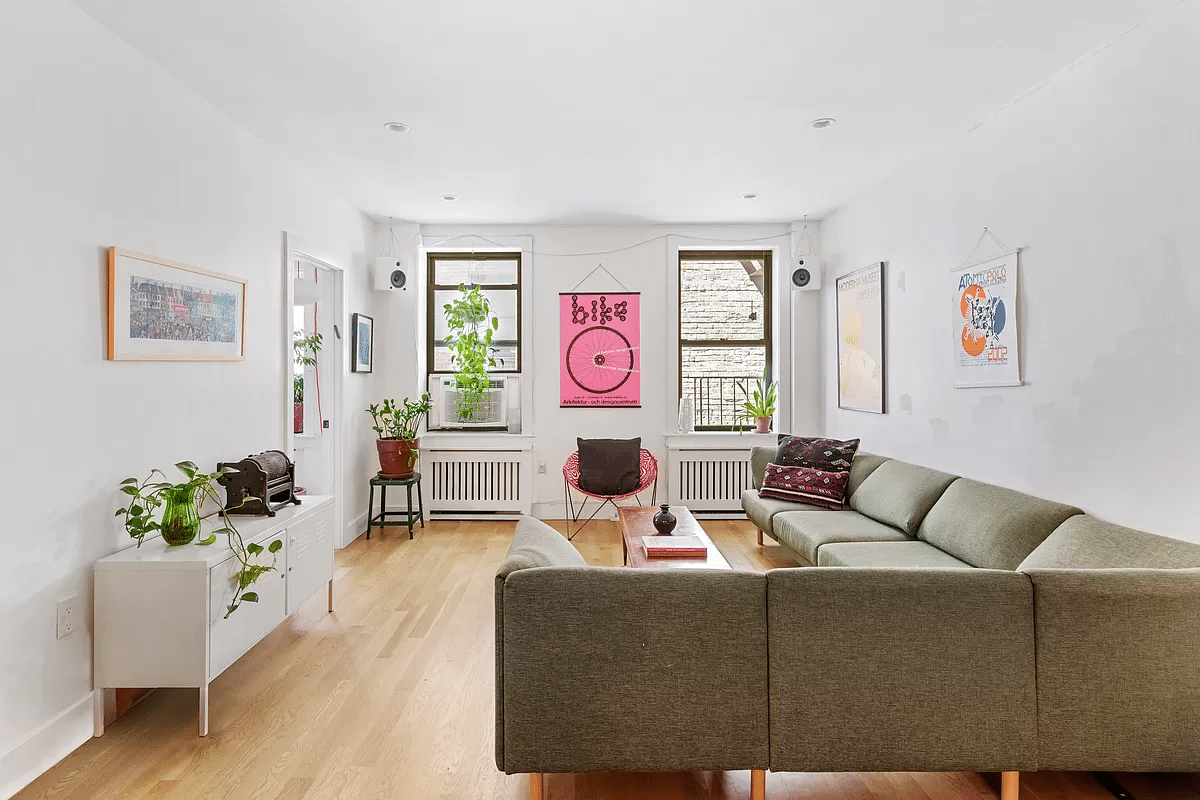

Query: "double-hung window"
left=678, top=250, right=772, bottom=430
left=426, top=252, right=522, bottom=375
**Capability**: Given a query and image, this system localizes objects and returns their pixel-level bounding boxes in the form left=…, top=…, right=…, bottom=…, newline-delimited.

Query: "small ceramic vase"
left=652, top=503, right=677, bottom=535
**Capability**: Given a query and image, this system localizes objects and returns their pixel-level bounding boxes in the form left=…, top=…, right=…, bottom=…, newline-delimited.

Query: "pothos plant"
left=115, top=461, right=281, bottom=618
left=443, top=284, right=502, bottom=421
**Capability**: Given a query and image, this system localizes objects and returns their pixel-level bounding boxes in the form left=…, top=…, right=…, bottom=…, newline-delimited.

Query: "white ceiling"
left=73, top=0, right=1169, bottom=225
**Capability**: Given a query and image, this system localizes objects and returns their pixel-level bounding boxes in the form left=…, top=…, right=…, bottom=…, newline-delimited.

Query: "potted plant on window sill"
left=115, top=461, right=281, bottom=618
left=368, top=394, right=433, bottom=478
left=735, top=377, right=777, bottom=434
left=443, top=284, right=502, bottom=424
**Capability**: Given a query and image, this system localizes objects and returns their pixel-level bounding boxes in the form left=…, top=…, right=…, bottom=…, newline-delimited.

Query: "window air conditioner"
left=430, top=375, right=510, bottom=429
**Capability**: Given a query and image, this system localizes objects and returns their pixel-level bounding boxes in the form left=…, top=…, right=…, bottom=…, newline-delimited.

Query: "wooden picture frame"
left=352, top=313, right=373, bottom=373
left=835, top=261, right=886, bottom=414
left=107, top=247, right=246, bottom=361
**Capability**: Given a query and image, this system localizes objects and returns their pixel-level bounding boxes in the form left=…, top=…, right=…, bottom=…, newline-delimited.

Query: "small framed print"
left=352, top=313, right=373, bottom=373
left=107, top=247, right=246, bottom=361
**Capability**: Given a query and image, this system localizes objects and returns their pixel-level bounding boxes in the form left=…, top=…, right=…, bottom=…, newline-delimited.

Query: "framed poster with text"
left=952, top=252, right=1021, bottom=388
left=559, top=293, right=640, bottom=408
left=836, top=262, right=886, bottom=414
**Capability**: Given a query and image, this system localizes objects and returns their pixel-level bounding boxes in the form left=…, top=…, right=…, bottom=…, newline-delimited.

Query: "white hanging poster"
left=951, top=252, right=1021, bottom=388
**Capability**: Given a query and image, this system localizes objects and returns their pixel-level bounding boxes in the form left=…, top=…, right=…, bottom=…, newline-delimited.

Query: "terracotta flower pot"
left=377, top=438, right=418, bottom=478
left=754, top=416, right=771, bottom=434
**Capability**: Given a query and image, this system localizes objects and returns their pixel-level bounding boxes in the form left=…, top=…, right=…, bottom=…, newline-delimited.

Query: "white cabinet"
left=286, top=502, right=334, bottom=615
left=94, top=496, right=335, bottom=736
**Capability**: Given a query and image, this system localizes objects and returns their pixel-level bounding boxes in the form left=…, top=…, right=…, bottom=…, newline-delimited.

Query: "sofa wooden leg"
left=756, top=528, right=764, bottom=546
left=529, top=773, right=543, bottom=800
left=750, top=769, right=765, bottom=800
left=1000, top=771, right=1019, bottom=800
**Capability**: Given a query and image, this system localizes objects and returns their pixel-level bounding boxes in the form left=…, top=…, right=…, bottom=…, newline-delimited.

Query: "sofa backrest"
left=497, top=516, right=587, bottom=577
left=849, top=460, right=957, bottom=535
left=749, top=446, right=776, bottom=490
left=1019, top=515, right=1200, bottom=570
left=919, top=478, right=1081, bottom=570
left=847, top=452, right=889, bottom=498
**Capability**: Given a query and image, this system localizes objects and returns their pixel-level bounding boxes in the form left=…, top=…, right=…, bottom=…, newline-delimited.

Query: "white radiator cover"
left=667, top=448, right=755, bottom=514
left=422, top=449, right=534, bottom=516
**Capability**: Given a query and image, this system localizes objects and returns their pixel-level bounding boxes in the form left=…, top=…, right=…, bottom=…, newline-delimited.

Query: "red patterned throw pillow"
left=775, top=436, right=860, bottom=471
left=759, top=463, right=851, bottom=510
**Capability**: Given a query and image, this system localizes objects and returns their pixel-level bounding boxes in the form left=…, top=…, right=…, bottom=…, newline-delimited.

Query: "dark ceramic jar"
left=652, top=503, right=677, bottom=535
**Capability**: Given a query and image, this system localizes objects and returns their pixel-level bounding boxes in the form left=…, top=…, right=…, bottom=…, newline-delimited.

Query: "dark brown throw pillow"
left=759, top=464, right=851, bottom=510
left=577, top=437, right=642, bottom=496
left=776, top=436, right=860, bottom=472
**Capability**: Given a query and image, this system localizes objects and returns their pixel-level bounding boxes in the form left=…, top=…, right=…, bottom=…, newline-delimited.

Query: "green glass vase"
left=160, top=486, right=200, bottom=546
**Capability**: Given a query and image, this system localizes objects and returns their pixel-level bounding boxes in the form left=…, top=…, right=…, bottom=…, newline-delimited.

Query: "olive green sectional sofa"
left=743, top=445, right=1200, bottom=774
left=495, top=450, right=1200, bottom=799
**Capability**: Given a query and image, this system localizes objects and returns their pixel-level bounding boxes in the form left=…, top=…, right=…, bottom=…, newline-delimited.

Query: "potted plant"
left=368, top=394, right=433, bottom=478
left=443, top=284, right=502, bottom=423
left=115, top=461, right=281, bottom=618
left=735, top=376, right=778, bottom=434
left=293, top=331, right=322, bottom=434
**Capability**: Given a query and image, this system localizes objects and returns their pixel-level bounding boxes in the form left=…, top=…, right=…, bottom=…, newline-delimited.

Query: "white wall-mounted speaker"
left=374, top=257, right=409, bottom=291
left=789, top=256, right=821, bottom=291
left=789, top=219, right=821, bottom=291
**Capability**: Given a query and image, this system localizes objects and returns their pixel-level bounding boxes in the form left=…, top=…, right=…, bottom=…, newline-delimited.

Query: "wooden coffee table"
left=618, top=506, right=732, bottom=570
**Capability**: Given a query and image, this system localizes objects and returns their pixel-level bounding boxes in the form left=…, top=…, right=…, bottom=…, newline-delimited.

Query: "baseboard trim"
left=344, top=511, right=367, bottom=548
left=0, top=694, right=94, bottom=800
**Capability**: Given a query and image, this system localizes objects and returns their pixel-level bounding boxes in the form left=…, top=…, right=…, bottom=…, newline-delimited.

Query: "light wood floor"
left=15, top=519, right=1200, bottom=800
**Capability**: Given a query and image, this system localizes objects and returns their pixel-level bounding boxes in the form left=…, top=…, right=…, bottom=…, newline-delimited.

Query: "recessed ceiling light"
left=742, top=193, right=758, bottom=200
left=441, top=195, right=457, bottom=201
left=383, top=121, right=410, bottom=132
left=810, top=117, right=836, bottom=129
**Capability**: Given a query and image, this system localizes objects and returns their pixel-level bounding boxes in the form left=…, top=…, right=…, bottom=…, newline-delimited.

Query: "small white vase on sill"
left=677, top=397, right=695, bottom=433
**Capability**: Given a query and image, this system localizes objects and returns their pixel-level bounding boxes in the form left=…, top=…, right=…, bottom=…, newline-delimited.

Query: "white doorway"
left=285, top=235, right=345, bottom=545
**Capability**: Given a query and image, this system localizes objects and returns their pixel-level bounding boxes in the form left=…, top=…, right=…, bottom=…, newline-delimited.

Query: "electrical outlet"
left=57, top=595, right=78, bottom=639
left=537, top=460, right=547, bottom=474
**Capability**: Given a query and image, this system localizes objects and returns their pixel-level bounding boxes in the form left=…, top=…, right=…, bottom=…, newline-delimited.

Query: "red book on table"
left=641, top=535, right=708, bottom=558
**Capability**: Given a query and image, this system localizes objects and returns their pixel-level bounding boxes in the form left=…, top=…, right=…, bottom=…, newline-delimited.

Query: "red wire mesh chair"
left=562, top=449, right=658, bottom=540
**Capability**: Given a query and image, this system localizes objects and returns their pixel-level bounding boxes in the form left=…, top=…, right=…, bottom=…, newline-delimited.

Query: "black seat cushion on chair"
left=576, top=437, right=642, bottom=496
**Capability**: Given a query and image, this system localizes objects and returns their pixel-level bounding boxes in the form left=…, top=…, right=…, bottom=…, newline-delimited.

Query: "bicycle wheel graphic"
left=566, top=326, right=634, bottom=394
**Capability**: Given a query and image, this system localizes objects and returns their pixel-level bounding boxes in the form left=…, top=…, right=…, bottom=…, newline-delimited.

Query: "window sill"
left=419, top=432, right=535, bottom=451
left=664, top=432, right=777, bottom=450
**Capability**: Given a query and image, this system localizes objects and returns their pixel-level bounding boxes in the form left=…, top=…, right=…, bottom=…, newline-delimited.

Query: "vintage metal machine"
left=217, top=449, right=300, bottom=516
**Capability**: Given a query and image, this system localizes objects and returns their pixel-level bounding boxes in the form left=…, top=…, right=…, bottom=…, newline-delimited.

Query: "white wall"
left=0, top=2, right=380, bottom=796
left=376, top=223, right=822, bottom=515
left=821, top=0, right=1200, bottom=541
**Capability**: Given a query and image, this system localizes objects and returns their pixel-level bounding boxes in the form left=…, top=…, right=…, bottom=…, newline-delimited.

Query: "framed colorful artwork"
left=107, top=247, right=246, bottom=361
left=352, top=313, right=373, bottom=373
left=559, top=293, right=640, bottom=408
left=835, top=261, right=886, bottom=414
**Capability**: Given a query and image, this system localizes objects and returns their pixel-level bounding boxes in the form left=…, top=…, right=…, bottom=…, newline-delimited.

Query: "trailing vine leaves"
left=443, top=284, right=501, bottom=421
left=115, top=461, right=282, bottom=618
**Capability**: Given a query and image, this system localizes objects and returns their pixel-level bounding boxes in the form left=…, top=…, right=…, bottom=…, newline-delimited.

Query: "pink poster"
left=560, top=293, right=640, bottom=408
